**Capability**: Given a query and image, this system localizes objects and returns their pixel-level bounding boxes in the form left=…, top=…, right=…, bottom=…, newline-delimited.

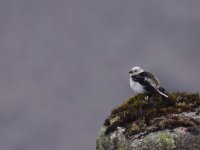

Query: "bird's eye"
left=134, top=70, right=137, bottom=72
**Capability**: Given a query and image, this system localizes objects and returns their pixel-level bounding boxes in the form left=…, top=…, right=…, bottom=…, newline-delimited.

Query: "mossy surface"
left=96, top=126, right=126, bottom=150
left=134, top=131, right=178, bottom=150
left=104, top=92, right=200, bottom=138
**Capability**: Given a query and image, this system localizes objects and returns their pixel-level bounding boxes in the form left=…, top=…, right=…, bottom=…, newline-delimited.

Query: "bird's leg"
left=144, top=95, right=153, bottom=103
left=145, top=96, right=149, bottom=101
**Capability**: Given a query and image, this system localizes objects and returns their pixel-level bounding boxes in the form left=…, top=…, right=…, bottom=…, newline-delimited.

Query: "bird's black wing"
left=139, top=72, right=160, bottom=85
left=140, top=72, right=168, bottom=98
left=131, top=72, right=168, bottom=98
left=131, top=74, right=158, bottom=94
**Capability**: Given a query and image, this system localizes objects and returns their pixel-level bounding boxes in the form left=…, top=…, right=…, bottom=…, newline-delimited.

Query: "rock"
left=96, top=92, right=200, bottom=150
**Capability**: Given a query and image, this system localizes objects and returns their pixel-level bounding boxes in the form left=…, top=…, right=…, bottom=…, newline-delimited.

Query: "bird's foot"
left=145, top=96, right=150, bottom=101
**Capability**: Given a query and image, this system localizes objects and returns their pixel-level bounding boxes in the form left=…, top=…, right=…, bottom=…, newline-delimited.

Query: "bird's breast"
left=129, top=78, right=145, bottom=93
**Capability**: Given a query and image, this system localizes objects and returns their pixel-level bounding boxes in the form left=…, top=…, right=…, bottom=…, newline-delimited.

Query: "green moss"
left=156, top=132, right=177, bottom=150
left=116, top=140, right=125, bottom=150
left=141, top=131, right=177, bottom=150
left=104, top=92, right=200, bottom=137
left=96, top=127, right=114, bottom=150
left=96, top=126, right=126, bottom=150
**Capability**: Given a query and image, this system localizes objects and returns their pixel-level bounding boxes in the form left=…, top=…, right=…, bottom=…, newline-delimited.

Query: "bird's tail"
left=157, top=87, right=168, bottom=98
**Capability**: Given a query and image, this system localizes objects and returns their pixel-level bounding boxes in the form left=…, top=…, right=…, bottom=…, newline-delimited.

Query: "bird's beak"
left=129, top=71, right=133, bottom=74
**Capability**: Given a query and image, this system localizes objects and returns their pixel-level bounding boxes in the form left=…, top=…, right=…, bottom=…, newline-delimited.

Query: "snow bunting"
left=129, top=66, right=168, bottom=98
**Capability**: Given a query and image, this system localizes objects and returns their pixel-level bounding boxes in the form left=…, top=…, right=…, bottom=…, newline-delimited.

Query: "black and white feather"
left=129, top=66, right=168, bottom=98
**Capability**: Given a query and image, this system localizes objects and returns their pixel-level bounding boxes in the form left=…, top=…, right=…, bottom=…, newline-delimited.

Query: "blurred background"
left=0, top=0, right=200, bottom=150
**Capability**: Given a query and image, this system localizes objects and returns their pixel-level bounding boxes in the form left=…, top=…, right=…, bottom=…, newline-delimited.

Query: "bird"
left=129, top=66, right=168, bottom=98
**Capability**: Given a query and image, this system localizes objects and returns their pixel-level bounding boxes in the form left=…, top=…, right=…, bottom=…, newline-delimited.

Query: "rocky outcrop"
left=96, top=93, right=200, bottom=150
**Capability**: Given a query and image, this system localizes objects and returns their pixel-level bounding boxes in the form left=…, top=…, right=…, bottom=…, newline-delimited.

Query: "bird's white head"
left=129, top=66, right=144, bottom=76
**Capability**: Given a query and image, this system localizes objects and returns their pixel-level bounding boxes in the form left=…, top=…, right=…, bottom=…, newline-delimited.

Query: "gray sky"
left=0, top=0, right=200, bottom=150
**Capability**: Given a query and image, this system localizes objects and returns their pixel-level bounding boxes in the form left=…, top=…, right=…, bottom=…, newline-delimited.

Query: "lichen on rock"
left=97, top=92, right=200, bottom=150
left=96, top=126, right=126, bottom=150
left=135, top=131, right=177, bottom=150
